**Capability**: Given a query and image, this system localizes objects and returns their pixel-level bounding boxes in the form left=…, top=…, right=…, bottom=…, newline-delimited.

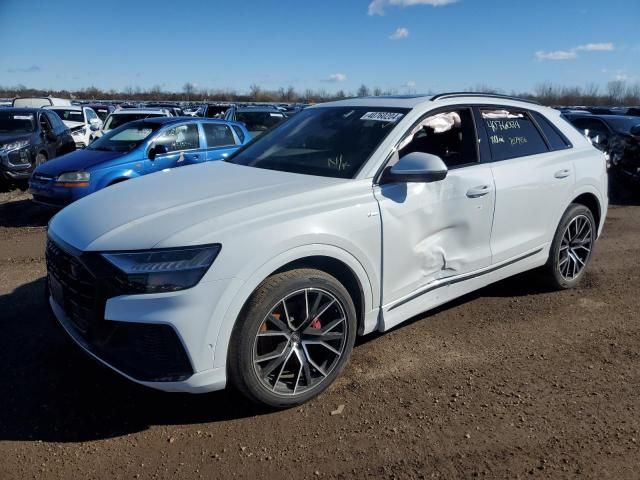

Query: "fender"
left=571, top=183, right=607, bottom=235
left=208, top=243, right=379, bottom=369
left=95, top=168, right=143, bottom=190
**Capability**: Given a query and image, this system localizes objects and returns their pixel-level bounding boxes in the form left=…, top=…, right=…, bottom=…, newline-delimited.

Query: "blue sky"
left=1, top=0, right=638, bottom=94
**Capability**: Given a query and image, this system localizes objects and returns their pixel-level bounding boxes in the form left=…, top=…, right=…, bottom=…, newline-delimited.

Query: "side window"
left=39, top=112, right=53, bottom=132
left=572, top=118, right=609, bottom=136
left=232, top=125, right=245, bottom=143
left=398, top=108, right=478, bottom=168
left=85, top=108, right=98, bottom=123
left=203, top=123, right=236, bottom=147
left=531, top=111, right=572, bottom=150
left=155, top=124, right=200, bottom=152
left=481, top=108, right=548, bottom=161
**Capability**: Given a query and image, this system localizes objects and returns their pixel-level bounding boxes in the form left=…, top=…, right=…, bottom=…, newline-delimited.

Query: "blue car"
left=29, top=117, right=250, bottom=207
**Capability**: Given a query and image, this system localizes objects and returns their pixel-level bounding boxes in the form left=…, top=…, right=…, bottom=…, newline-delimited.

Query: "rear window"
left=531, top=111, right=572, bottom=150
left=481, top=109, right=549, bottom=161
left=50, top=108, right=84, bottom=124
left=104, top=113, right=164, bottom=130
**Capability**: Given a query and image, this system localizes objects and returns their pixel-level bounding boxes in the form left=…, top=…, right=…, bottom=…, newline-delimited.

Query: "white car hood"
left=63, top=120, right=85, bottom=130
left=49, top=161, right=345, bottom=251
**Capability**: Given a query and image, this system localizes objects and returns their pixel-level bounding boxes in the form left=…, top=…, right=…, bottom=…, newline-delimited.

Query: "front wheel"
left=543, top=203, right=596, bottom=289
left=228, top=268, right=357, bottom=408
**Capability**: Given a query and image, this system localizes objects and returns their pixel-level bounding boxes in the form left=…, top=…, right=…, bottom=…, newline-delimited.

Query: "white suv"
left=45, top=106, right=103, bottom=148
left=46, top=94, right=607, bottom=407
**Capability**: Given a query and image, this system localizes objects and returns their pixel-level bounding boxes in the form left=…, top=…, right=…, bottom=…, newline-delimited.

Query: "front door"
left=148, top=122, right=202, bottom=172
left=374, top=107, right=495, bottom=306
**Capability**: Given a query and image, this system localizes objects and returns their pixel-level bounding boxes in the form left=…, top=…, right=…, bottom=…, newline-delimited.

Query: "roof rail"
left=431, top=92, right=540, bottom=105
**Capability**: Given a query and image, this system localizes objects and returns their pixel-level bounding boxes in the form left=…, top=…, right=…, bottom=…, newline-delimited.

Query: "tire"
left=543, top=203, right=596, bottom=289
left=228, top=268, right=357, bottom=408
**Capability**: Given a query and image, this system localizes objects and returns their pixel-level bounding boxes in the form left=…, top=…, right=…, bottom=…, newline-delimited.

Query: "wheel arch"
left=571, top=190, right=603, bottom=236
left=210, top=244, right=377, bottom=370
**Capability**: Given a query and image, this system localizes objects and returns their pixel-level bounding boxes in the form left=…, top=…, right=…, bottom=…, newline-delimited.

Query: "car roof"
left=1, top=107, right=49, bottom=114
left=124, top=116, right=246, bottom=127
left=111, top=108, right=170, bottom=114
left=317, top=93, right=546, bottom=110
left=44, top=105, right=83, bottom=111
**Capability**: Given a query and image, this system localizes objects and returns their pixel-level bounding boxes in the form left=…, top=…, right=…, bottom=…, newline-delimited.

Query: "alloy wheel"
left=252, top=288, right=348, bottom=396
left=558, top=214, right=593, bottom=281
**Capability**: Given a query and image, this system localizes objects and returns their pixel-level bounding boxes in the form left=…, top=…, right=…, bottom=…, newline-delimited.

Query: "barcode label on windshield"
left=360, top=112, right=404, bottom=123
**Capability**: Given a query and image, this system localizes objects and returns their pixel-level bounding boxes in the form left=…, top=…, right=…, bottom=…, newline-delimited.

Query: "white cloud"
left=535, top=42, right=615, bottom=61
left=325, top=73, right=347, bottom=82
left=368, top=0, right=457, bottom=16
left=389, top=27, right=409, bottom=40
left=535, top=50, right=577, bottom=61
left=613, top=74, right=628, bottom=81
left=576, top=43, right=614, bottom=51
left=403, top=80, right=417, bottom=88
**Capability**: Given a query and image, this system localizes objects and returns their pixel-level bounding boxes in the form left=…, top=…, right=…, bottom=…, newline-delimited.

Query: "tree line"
left=1, top=80, right=639, bottom=106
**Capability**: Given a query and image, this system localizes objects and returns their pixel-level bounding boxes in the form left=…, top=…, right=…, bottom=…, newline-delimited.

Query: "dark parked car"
left=224, top=106, right=286, bottom=137
left=0, top=108, right=74, bottom=186
left=84, top=103, right=116, bottom=122
left=565, top=113, right=640, bottom=185
left=201, top=103, right=234, bottom=118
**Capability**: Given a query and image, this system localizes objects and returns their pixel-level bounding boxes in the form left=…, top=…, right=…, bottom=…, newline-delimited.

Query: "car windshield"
left=228, top=107, right=409, bottom=179
left=87, top=121, right=161, bottom=152
left=51, top=109, right=85, bottom=123
left=235, top=111, right=285, bottom=134
left=0, top=112, right=36, bottom=133
left=104, top=113, right=164, bottom=131
left=606, top=117, right=640, bottom=134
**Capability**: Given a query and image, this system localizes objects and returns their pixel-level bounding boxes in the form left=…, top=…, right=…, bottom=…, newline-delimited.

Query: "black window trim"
left=474, top=105, right=553, bottom=163
left=373, top=104, right=482, bottom=184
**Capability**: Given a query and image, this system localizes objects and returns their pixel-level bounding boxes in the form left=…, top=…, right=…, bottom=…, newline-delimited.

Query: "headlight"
left=101, top=245, right=221, bottom=293
left=56, top=171, right=90, bottom=182
left=72, top=127, right=87, bottom=136
left=1, top=139, right=29, bottom=152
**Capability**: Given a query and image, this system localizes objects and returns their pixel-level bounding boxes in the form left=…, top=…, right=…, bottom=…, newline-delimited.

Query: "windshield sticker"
left=14, top=115, right=34, bottom=120
left=360, top=112, right=404, bottom=123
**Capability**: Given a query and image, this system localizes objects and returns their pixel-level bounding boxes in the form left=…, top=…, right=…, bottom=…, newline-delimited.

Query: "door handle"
left=554, top=169, right=571, bottom=179
left=466, top=185, right=492, bottom=198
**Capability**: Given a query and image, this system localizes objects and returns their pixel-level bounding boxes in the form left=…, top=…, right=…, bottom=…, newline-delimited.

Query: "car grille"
left=46, top=239, right=99, bottom=334
left=46, top=237, right=194, bottom=382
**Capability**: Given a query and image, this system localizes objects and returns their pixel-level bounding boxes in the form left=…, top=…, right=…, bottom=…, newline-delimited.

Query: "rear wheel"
left=543, top=203, right=596, bottom=289
left=228, top=268, right=357, bottom=408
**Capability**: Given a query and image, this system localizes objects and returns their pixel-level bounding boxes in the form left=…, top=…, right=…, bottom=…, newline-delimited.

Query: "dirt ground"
left=1, top=184, right=639, bottom=480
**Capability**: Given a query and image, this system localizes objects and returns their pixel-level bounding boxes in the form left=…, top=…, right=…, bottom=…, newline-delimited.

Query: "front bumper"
left=29, top=176, right=92, bottom=207
left=1, top=149, right=33, bottom=180
left=46, top=236, right=234, bottom=393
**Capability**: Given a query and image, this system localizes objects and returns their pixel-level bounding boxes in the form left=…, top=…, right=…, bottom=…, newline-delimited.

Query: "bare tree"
left=357, top=84, right=370, bottom=97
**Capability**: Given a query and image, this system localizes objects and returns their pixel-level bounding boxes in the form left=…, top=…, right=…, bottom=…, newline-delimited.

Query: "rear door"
left=374, top=107, right=496, bottom=305
left=475, top=106, right=575, bottom=264
left=202, top=122, right=241, bottom=161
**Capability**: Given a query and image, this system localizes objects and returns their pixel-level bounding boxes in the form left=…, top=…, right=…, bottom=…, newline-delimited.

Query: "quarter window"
left=155, top=124, right=200, bottom=152
left=203, top=123, right=236, bottom=147
left=398, top=108, right=478, bottom=168
left=232, top=125, right=245, bottom=143
left=481, top=109, right=548, bottom=161
left=531, top=111, right=572, bottom=150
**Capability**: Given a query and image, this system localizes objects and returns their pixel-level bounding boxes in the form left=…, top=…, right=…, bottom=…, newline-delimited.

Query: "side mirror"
left=148, top=144, right=169, bottom=160
left=382, top=152, right=448, bottom=183
left=90, top=124, right=100, bottom=132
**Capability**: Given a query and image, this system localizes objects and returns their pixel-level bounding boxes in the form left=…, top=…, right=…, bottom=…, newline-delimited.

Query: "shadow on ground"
left=0, top=277, right=266, bottom=443
left=0, top=199, right=56, bottom=228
